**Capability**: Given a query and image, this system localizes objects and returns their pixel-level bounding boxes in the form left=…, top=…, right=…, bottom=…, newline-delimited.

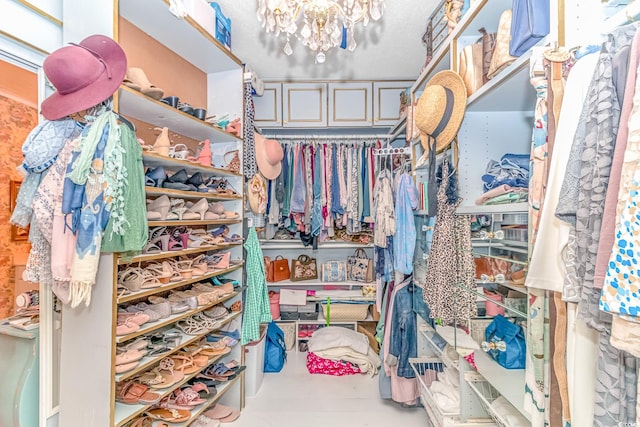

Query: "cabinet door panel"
left=373, top=81, right=412, bottom=126
left=253, top=83, right=282, bottom=127
left=328, top=82, right=372, bottom=127
left=283, top=83, right=327, bottom=127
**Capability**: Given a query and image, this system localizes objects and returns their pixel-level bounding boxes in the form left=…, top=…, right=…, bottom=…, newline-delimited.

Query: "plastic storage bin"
left=244, top=324, right=267, bottom=397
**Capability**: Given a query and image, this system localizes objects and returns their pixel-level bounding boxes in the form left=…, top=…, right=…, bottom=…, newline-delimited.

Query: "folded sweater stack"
left=306, top=326, right=381, bottom=376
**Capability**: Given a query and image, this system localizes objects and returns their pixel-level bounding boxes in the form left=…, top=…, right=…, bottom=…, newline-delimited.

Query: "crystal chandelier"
left=257, top=0, right=386, bottom=63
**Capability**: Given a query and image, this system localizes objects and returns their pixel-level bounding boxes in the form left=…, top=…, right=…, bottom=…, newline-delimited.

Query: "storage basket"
left=321, top=303, right=369, bottom=321
left=276, top=322, right=296, bottom=351
left=502, top=213, right=528, bottom=225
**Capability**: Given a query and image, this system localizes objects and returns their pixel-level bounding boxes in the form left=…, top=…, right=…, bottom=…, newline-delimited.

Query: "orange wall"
left=118, top=18, right=208, bottom=109
left=0, top=60, right=38, bottom=318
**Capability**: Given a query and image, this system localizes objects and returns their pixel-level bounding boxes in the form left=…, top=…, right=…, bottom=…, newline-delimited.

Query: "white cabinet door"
left=328, top=82, right=372, bottom=127
left=282, top=83, right=327, bottom=127
left=253, top=83, right=282, bottom=127
left=373, top=81, right=412, bottom=126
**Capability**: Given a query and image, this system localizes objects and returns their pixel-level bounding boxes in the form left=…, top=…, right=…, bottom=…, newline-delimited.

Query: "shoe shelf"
left=173, top=373, right=244, bottom=427
left=147, top=218, right=242, bottom=227
left=116, top=311, right=242, bottom=382
left=142, top=150, right=241, bottom=178
left=118, top=0, right=241, bottom=74
left=119, top=87, right=241, bottom=145
left=145, top=186, right=242, bottom=201
left=475, top=280, right=526, bottom=295
left=116, top=289, right=243, bottom=344
left=117, top=263, right=244, bottom=304
left=455, top=283, right=527, bottom=319
left=117, top=243, right=242, bottom=266
left=113, top=353, right=243, bottom=427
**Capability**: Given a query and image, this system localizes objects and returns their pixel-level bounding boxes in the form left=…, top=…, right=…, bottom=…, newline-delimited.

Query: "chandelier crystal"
left=257, top=0, right=386, bottom=63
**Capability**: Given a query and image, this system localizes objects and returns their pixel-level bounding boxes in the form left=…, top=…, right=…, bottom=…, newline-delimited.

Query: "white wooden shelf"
left=118, top=0, right=241, bottom=73
left=141, top=150, right=241, bottom=177
left=473, top=350, right=530, bottom=421
left=456, top=202, right=529, bottom=215
left=119, top=87, right=241, bottom=146
left=148, top=218, right=242, bottom=227
left=411, top=34, right=453, bottom=93
left=418, top=323, right=460, bottom=370
left=267, top=279, right=370, bottom=287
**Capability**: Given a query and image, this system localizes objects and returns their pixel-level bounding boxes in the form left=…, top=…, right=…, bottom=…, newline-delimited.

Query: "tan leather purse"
left=459, top=42, right=484, bottom=96
left=487, top=9, right=517, bottom=80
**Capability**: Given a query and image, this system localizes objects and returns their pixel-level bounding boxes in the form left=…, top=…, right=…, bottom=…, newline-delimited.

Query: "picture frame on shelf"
left=10, top=180, right=28, bottom=241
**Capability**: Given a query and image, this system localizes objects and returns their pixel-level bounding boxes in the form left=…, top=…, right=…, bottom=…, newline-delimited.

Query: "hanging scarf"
left=63, top=111, right=124, bottom=307
left=241, top=228, right=272, bottom=345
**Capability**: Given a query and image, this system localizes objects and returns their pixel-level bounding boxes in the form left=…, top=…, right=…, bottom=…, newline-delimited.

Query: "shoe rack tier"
left=116, top=311, right=242, bottom=382
left=114, top=355, right=244, bottom=427
left=117, top=243, right=242, bottom=266
left=116, top=288, right=244, bottom=344
left=119, top=87, right=241, bottom=145
left=117, top=263, right=244, bottom=304
left=171, top=373, right=244, bottom=427
left=145, top=186, right=242, bottom=201
left=142, top=150, right=242, bottom=178
left=147, top=218, right=242, bottom=227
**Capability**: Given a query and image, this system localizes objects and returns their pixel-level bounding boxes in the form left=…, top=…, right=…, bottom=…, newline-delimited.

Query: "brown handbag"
left=290, top=255, right=318, bottom=282
left=265, top=255, right=290, bottom=282
left=487, top=9, right=517, bottom=80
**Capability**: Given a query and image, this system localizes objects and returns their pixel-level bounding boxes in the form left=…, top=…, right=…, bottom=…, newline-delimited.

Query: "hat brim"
left=419, top=70, right=467, bottom=154
left=41, top=35, right=127, bottom=120
left=254, top=133, right=283, bottom=180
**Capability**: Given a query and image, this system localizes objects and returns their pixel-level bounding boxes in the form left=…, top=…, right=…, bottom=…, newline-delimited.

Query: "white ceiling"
left=214, top=0, right=439, bottom=81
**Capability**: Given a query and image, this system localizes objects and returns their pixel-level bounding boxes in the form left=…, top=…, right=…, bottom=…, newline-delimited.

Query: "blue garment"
left=389, top=277, right=418, bottom=379
left=290, top=145, right=306, bottom=213
left=481, top=153, right=530, bottom=191
left=331, top=144, right=344, bottom=215
left=281, top=145, right=291, bottom=217
left=393, top=173, right=419, bottom=274
left=311, top=146, right=322, bottom=236
left=375, top=236, right=394, bottom=283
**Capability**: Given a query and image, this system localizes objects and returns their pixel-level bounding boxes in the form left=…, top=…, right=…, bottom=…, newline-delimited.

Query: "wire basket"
left=410, top=357, right=456, bottom=426
left=465, top=373, right=513, bottom=427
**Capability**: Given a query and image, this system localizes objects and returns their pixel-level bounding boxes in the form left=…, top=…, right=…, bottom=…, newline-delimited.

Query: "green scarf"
left=101, top=123, right=148, bottom=253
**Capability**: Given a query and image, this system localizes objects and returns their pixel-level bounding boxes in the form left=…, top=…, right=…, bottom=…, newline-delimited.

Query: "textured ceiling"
left=214, top=0, right=439, bottom=81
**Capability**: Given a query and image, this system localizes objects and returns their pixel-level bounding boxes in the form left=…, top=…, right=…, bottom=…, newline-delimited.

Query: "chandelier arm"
left=330, top=0, right=370, bottom=24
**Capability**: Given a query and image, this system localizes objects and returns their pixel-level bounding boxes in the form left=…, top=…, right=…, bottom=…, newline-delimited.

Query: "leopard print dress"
left=423, top=158, right=477, bottom=327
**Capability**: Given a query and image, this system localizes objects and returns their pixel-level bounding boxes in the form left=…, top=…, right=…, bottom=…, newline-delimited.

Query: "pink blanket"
left=306, top=352, right=362, bottom=376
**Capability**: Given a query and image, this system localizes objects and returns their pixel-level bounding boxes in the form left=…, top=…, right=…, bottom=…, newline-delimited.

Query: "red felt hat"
left=41, top=34, right=126, bottom=120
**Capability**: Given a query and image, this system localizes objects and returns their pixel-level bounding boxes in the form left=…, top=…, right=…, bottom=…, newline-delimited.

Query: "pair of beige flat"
left=124, top=67, right=164, bottom=100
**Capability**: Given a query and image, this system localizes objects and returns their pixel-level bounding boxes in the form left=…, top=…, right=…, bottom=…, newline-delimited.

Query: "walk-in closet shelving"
left=397, top=0, right=547, bottom=423
left=57, top=1, right=246, bottom=426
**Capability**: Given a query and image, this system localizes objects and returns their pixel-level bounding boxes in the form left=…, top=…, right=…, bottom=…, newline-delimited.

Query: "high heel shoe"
left=153, top=127, right=171, bottom=157
left=144, top=226, right=169, bottom=253
left=168, top=199, right=200, bottom=221
left=187, top=198, right=218, bottom=220
left=125, top=67, right=165, bottom=99
left=147, top=195, right=171, bottom=221
left=197, top=139, right=212, bottom=167
left=186, top=172, right=204, bottom=190
left=145, top=167, right=167, bottom=188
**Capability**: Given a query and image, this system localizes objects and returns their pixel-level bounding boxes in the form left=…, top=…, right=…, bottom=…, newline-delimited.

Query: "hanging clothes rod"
left=264, top=134, right=388, bottom=140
